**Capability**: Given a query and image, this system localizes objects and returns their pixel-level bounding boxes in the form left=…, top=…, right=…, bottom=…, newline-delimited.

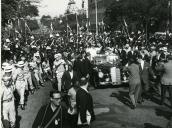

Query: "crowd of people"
left=1, top=30, right=172, bottom=128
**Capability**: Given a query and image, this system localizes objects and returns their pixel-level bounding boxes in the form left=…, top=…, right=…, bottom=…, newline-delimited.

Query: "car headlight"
left=98, top=71, right=104, bottom=78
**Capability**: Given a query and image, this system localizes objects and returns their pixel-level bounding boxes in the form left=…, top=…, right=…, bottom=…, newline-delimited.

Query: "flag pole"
left=76, top=13, right=79, bottom=51
left=25, top=20, right=27, bottom=43
left=66, top=14, right=68, bottom=41
left=95, top=0, right=98, bottom=35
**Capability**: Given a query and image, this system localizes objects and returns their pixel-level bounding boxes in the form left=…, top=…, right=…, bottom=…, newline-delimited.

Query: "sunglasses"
left=53, top=97, right=61, bottom=100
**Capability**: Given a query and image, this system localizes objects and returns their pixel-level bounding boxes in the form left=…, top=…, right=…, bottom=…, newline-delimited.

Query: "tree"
left=105, top=0, right=169, bottom=33
left=1, top=0, right=39, bottom=27
left=40, top=15, right=52, bottom=28
left=1, top=0, right=18, bottom=26
left=27, top=19, right=39, bottom=31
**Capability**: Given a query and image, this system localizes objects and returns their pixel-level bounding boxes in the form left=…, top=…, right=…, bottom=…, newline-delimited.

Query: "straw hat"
left=46, top=46, right=51, bottom=50
left=54, top=53, right=62, bottom=59
left=50, top=34, right=54, bottom=38
left=31, top=36, right=34, bottom=39
left=17, top=61, right=24, bottom=67
left=4, top=65, right=12, bottom=72
left=5, top=39, right=10, bottom=42
left=2, top=62, right=10, bottom=69
left=56, top=33, right=60, bottom=37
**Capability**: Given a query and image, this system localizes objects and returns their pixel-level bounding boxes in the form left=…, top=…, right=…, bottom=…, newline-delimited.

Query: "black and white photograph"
left=1, top=0, right=172, bottom=128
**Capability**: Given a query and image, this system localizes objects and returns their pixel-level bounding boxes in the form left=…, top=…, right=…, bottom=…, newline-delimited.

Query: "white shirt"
left=69, top=70, right=73, bottom=79
left=81, top=86, right=88, bottom=93
left=140, top=60, right=144, bottom=70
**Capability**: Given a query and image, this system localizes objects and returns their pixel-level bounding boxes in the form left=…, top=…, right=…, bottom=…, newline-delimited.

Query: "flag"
left=168, top=0, right=171, bottom=7
left=25, top=21, right=31, bottom=32
left=123, top=19, right=128, bottom=27
left=67, top=23, right=72, bottom=32
left=50, top=22, right=54, bottom=31
left=88, top=21, right=91, bottom=27
left=15, top=28, right=22, bottom=38
left=7, top=20, right=13, bottom=29
left=76, top=13, right=80, bottom=35
left=82, top=0, right=84, bottom=8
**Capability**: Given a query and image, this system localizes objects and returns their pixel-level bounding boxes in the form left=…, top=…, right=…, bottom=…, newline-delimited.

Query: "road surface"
left=17, top=81, right=171, bottom=128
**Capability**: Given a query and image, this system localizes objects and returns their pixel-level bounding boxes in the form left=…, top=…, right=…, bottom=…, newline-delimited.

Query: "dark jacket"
left=76, top=87, right=95, bottom=124
left=73, top=58, right=92, bottom=78
left=118, top=49, right=128, bottom=66
left=140, top=61, right=154, bottom=85
left=127, top=50, right=139, bottom=60
left=32, top=103, right=68, bottom=128
left=62, top=70, right=79, bottom=91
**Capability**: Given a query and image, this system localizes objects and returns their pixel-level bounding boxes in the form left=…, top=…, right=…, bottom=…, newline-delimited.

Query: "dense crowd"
left=1, top=31, right=172, bottom=128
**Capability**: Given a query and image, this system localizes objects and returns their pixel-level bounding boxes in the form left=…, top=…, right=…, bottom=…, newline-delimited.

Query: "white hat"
left=56, top=33, right=60, bottom=37
left=34, top=52, right=40, bottom=57
left=125, top=44, right=130, bottom=48
left=70, top=33, right=73, bottom=36
left=50, top=34, right=54, bottom=38
left=17, top=61, right=24, bottom=67
left=31, top=45, right=36, bottom=48
left=2, top=62, right=10, bottom=69
left=46, top=46, right=51, bottom=50
left=15, top=38, right=19, bottom=41
left=151, top=46, right=156, bottom=49
left=31, top=36, right=34, bottom=39
left=54, top=53, right=62, bottom=59
left=163, top=47, right=167, bottom=52
left=6, top=39, right=10, bottom=42
left=80, top=35, right=83, bottom=37
left=4, top=65, right=12, bottom=72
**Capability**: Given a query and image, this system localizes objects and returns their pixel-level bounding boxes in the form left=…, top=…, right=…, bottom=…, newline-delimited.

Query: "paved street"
left=17, top=81, right=171, bottom=128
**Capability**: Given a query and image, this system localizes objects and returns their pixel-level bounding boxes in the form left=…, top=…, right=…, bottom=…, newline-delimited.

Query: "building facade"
left=88, top=0, right=113, bottom=31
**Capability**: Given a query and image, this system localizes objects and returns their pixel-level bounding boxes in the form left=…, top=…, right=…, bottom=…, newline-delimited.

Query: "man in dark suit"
left=32, top=91, right=69, bottom=128
left=73, top=51, right=92, bottom=79
left=76, top=77, right=95, bottom=128
left=117, top=46, right=128, bottom=66
left=62, top=64, right=79, bottom=92
left=127, top=46, right=139, bottom=60
left=138, top=55, right=156, bottom=102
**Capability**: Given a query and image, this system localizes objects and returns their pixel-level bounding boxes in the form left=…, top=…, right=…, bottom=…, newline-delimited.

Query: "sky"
left=38, top=0, right=85, bottom=18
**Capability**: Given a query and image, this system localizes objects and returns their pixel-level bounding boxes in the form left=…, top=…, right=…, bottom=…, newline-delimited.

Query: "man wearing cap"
left=1, top=75, right=16, bottom=128
left=13, top=61, right=26, bottom=110
left=53, top=53, right=66, bottom=91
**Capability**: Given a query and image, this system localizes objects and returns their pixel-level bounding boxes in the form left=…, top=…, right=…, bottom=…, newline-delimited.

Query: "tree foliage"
left=40, top=15, right=52, bottom=27
left=1, top=0, right=39, bottom=27
left=27, top=20, right=39, bottom=30
left=105, top=0, right=169, bottom=32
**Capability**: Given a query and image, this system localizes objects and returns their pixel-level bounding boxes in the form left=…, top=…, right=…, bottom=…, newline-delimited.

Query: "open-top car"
left=92, top=53, right=128, bottom=88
